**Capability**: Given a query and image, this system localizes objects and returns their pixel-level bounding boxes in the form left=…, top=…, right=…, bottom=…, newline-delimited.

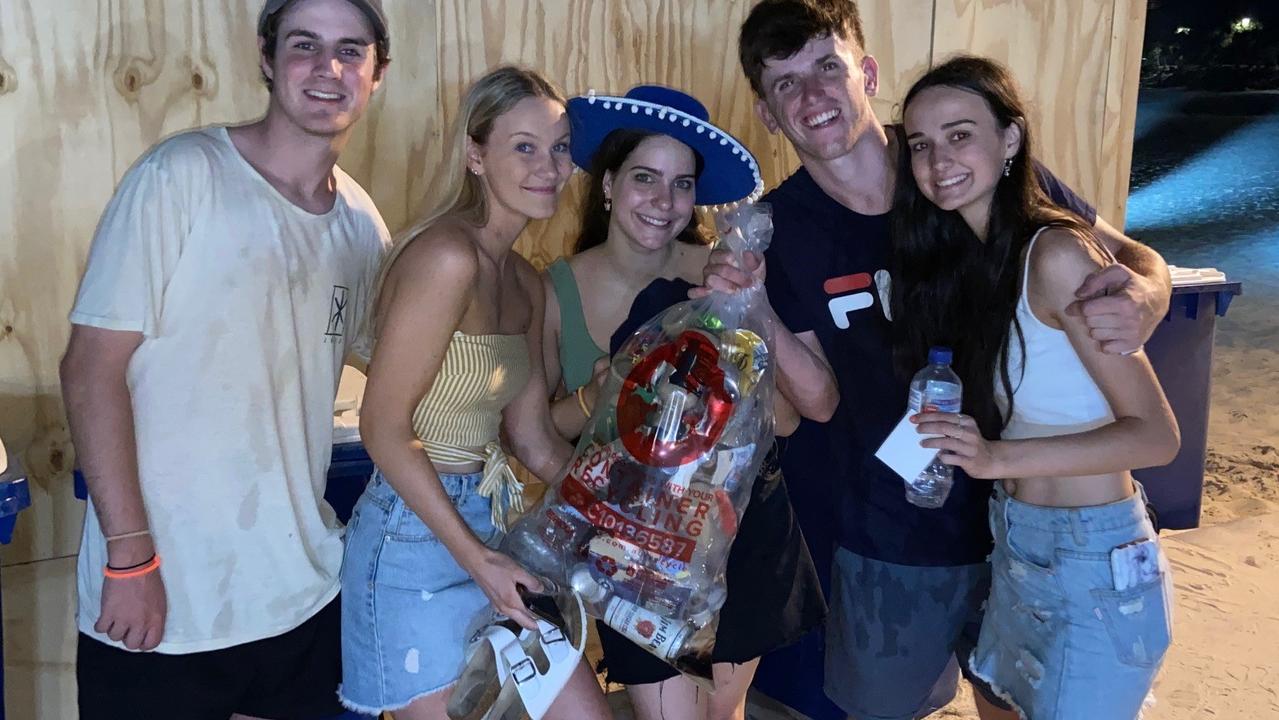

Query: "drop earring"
left=604, top=197, right=612, bottom=212
left=1003, top=157, right=1013, bottom=177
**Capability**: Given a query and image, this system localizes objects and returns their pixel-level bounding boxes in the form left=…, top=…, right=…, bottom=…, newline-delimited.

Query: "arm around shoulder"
left=1066, top=216, right=1172, bottom=352
left=1092, top=216, right=1170, bottom=287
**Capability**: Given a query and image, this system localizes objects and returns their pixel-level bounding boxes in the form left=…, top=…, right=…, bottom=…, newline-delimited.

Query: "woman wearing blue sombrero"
left=539, top=85, right=832, bottom=720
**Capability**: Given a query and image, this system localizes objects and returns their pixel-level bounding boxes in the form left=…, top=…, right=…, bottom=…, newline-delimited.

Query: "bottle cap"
left=928, top=346, right=953, bottom=365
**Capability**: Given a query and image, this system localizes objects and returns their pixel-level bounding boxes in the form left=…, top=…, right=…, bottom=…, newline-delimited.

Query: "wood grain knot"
left=192, top=72, right=204, bottom=91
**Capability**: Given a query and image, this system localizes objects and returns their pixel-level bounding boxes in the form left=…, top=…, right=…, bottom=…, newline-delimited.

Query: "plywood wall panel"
left=0, top=1, right=1146, bottom=569
left=338, top=1, right=443, bottom=236
left=1098, top=0, right=1148, bottom=228
left=931, top=0, right=1118, bottom=219
left=858, top=0, right=936, bottom=123
left=188, top=0, right=272, bottom=127
left=425, top=0, right=808, bottom=268
left=0, top=0, right=161, bottom=563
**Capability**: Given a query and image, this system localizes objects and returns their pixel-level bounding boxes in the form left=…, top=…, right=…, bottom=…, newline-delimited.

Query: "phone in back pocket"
left=1110, top=538, right=1162, bottom=592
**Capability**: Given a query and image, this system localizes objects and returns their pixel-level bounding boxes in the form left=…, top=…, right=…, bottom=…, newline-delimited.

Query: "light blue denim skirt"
left=338, top=469, right=499, bottom=713
left=969, top=483, right=1173, bottom=719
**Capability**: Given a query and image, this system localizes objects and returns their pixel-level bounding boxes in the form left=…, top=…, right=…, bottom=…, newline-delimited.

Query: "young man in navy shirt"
left=699, top=2, right=1173, bottom=719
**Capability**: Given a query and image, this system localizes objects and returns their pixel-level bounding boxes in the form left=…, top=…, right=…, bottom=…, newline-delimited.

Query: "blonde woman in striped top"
left=337, top=66, right=611, bottom=719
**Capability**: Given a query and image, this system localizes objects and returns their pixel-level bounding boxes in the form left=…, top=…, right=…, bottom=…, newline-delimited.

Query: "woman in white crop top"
left=337, top=67, right=610, bottom=719
left=891, top=56, right=1180, bottom=719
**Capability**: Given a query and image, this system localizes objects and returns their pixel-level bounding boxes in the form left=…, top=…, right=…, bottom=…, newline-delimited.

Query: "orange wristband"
left=104, top=555, right=161, bottom=580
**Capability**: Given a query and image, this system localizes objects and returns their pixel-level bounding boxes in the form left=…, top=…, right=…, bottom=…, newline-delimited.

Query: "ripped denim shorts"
left=338, top=469, right=499, bottom=714
left=968, top=482, right=1173, bottom=719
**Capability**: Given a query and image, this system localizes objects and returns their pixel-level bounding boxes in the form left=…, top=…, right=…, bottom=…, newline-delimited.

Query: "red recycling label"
left=616, top=330, right=734, bottom=467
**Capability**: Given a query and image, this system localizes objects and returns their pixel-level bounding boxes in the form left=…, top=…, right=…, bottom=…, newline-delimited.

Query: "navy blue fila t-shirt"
left=763, top=160, right=1096, bottom=567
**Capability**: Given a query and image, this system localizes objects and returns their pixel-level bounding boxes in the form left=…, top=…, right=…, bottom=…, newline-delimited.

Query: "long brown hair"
left=890, top=55, right=1100, bottom=438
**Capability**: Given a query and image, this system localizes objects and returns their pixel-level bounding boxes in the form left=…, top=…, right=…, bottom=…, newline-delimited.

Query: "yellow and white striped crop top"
left=412, top=332, right=531, bottom=528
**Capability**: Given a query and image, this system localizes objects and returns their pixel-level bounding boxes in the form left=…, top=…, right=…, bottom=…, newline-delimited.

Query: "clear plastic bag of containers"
left=502, top=204, right=777, bottom=682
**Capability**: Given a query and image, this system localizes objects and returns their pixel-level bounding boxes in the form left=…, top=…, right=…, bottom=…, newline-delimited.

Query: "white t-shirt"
left=71, top=126, right=390, bottom=653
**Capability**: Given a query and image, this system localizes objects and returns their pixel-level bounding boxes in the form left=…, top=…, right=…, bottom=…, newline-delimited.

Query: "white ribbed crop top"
left=996, top=227, right=1115, bottom=440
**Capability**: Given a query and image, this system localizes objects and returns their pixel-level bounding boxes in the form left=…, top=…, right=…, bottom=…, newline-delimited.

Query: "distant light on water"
left=1175, top=26, right=1192, bottom=35
left=1127, top=99, right=1279, bottom=281
left=1128, top=119, right=1279, bottom=233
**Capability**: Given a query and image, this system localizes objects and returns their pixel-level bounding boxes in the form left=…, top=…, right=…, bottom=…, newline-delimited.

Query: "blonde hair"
left=373, top=66, right=566, bottom=315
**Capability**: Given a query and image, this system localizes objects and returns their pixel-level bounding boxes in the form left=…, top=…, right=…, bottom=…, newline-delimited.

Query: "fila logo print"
left=824, top=273, right=874, bottom=329
left=874, top=269, right=893, bottom=321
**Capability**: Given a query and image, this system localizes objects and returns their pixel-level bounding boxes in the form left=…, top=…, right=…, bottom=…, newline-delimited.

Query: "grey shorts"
left=824, top=547, right=1007, bottom=720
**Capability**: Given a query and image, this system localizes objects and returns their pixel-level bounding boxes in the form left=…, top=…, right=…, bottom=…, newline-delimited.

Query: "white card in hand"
left=874, top=411, right=941, bottom=482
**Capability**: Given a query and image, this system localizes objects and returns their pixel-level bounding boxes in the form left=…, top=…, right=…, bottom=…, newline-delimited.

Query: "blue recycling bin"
left=1134, top=279, right=1242, bottom=529
left=73, top=441, right=377, bottom=719
left=0, top=470, right=34, bottom=720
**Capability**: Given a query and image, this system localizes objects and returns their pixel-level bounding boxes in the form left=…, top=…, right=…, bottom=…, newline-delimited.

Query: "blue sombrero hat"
left=567, top=85, right=763, bottom=207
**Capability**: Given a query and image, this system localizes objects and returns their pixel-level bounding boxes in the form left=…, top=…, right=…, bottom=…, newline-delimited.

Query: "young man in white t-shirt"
left=60, top=1, right=392, bottom=717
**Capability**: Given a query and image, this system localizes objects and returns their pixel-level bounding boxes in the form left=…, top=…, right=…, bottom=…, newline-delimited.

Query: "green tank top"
left=546, top=258, right=607, bottom=392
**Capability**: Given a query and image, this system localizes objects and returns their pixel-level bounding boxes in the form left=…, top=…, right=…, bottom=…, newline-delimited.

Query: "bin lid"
left=1168, top=266, right=1243, bottom=296
left=1170, top=265, right=1228, bottom=286
left=1170, top=280, right=1242, bottom=296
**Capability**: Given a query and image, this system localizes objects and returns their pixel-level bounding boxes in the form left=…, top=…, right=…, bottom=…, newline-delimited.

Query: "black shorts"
left=77, top=595, right=344, bottom=720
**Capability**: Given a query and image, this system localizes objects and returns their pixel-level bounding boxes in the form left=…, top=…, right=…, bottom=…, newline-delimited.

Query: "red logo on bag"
left=616, top=331, right=734, bottom=467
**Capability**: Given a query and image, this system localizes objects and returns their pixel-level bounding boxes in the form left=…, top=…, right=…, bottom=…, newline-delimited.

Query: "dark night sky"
left=1148, top=0, right=1277, bottom=33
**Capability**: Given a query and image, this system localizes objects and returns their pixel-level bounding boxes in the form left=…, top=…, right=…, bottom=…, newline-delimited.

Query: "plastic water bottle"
left=500, top=509, right=595, bottom=579
left=906, top=347, right=963, bottom=508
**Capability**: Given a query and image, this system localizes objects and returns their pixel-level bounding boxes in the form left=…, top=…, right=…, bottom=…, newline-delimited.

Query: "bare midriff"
left=1003, top=472, right=1136, bottom=508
